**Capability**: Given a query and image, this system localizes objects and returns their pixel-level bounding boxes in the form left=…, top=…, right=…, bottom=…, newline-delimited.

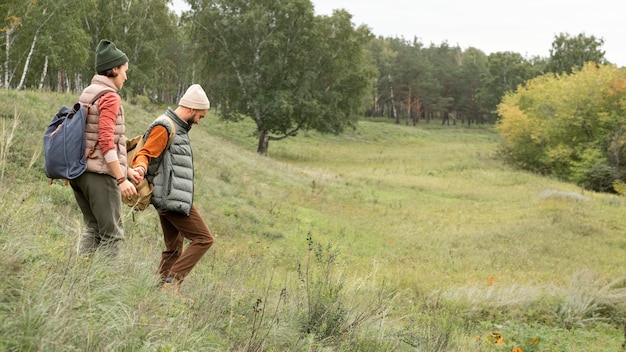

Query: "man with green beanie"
left=70, top=39, right=140, bottom=258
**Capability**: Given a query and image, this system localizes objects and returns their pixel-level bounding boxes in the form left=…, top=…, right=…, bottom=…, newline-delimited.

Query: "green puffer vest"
left=148, top=108, right=194, bottom=216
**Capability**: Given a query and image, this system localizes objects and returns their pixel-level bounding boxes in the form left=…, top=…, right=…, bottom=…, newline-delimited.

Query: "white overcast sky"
left=170, top=0, right=625, bottom=66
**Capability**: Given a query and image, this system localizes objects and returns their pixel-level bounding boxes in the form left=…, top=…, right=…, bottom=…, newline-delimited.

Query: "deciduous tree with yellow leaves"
left=497, top=63, right=626, bottom=192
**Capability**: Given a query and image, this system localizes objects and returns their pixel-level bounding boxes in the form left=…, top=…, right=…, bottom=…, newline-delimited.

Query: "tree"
left=497, top=63, right=626, bottom=192
left=547, top=32, right=607, bottom=74
left=188, top=0, right=374, bottom=154
left=479, top=51, right=539, bottom=118
left=420, top=42, right=461, bottom=124
left=368, top=37, right=449, bottom=125
left=1, top=0, right=31, bottom=89
left=89, top=0, right=180, bottom=99
left=456, top=47, right=488, bottom=124
left=367, top=37, right=404, bottom=122
left=22, top=0, right=93, bottom=91
left=1, top=0, right=101, bottom=91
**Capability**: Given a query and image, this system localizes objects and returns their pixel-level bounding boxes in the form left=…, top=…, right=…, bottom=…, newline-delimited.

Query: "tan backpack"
left=123, top=116, right=176, bottom=211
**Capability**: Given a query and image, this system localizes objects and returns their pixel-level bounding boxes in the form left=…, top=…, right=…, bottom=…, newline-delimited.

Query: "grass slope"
left=1, top=89, right=625, bottom=351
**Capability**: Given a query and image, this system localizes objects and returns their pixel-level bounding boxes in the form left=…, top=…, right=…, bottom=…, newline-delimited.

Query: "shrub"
left=497, top=64, right=626, bottom=192
left=579, top=162, right=617, bottom=193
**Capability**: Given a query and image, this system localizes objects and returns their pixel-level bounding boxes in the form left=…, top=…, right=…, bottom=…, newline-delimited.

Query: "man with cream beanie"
left=131, top=84, right=214, bottom=300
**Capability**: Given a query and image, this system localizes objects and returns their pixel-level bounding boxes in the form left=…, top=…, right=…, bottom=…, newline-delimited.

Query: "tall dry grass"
left=0, top=89, right=625, bottom=351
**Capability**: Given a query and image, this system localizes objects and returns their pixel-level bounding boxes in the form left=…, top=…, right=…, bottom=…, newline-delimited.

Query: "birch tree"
left=88, top=0, right=181, bottom=99
left=15, top=7, right=55, bottom=91
left=1, top=0, right=29, bottom=88
left=1, top=0, right=90, bottom=91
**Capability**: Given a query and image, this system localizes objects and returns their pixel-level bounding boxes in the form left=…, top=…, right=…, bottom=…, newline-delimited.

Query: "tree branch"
left=267, top=126, right=300, bottom=141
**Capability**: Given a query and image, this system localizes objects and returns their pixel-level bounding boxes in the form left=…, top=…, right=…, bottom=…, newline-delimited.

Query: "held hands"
left=118, top=167, right=145, bottom=197
left=128, top=167, right=145, bottom=185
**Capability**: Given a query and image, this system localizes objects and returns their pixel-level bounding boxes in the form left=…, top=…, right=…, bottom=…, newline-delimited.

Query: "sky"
left=170, top=0, right=625, bottom=67
left=311, top=0, right=626, bottom=66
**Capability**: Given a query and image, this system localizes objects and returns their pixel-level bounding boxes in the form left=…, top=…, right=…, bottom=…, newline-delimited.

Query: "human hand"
left=128, top=167, right=144, bottom=184
left=119, top=179, right=138, bottom=197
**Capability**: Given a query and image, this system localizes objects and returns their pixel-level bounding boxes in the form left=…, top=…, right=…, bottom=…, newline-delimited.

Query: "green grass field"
left=1, top=90, right=625, bottom=351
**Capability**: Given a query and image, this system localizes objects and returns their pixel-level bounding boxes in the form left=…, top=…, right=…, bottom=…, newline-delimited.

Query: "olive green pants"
left=70, top=172, right=124, bottom=258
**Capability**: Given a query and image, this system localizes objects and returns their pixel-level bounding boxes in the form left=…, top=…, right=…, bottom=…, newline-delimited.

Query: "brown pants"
left=157, top=205, right=214, bottom=281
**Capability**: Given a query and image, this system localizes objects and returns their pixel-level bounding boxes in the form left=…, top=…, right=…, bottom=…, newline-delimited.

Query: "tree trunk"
left=57, top=70, right=66, bottom=92
left=257, top=130, right=269, bottom=155
left=610, top=127, right=623, bottom=175
left=18, top=7, right=55, bottom=91
left=5, top=29, right=12, bottom=88
left=73, top=73, right=82, bottom=93
left=38, top=55, right=48, bottom=90
left=412, top=99, right=420, bottom=125
left=406, top=87, right=411, bottom=126
left=388, top=74, right=398, bottom=123
left=373, top=94, right=378, bottom=116
left=16, top=32, right=38, bottom=91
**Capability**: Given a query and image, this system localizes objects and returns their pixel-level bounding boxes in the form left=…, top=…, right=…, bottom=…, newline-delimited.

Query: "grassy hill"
left=1, top=89, right=625, bottom=351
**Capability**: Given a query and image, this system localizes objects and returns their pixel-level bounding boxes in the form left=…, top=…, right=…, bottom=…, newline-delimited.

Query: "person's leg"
left=71, top=174, right=100, bottom=256
left=157, top=213, right=185, bottom=279
left=71, top=173, right=124, bottom=257
left=159, top=206, right=214, bottom=281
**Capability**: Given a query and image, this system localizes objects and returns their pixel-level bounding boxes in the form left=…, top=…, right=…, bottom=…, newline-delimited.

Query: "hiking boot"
left=161, top=277, right=194, bottom=304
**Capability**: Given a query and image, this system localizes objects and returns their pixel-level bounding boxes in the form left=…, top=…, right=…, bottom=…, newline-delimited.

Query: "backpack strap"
left=161, top=116, right=176, bottom=149
left=143, top=115, right=177, bottom=180
left=146, top=115, right=176, bottom=151
left=86, top=88, right=118, bottom=158
left=85, top=89, right=115, bottom=115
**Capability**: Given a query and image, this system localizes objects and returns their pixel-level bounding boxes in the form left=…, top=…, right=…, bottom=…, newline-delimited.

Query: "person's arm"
left=97, top=93, right=121, bottom=165
left=131, top=125, right=169, bottom=182
left=97, top=93, right=136, bottom=196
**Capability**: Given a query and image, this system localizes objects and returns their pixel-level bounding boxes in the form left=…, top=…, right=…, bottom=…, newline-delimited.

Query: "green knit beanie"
left=94, top=39, right=128, bottom=73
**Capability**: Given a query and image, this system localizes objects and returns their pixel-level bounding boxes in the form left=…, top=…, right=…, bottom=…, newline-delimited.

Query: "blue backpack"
left=43, top=90, right=112, bottom=181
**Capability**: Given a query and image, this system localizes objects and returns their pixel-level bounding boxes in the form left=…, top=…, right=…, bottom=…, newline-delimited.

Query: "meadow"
left=0, top=89, right=625, bottom=351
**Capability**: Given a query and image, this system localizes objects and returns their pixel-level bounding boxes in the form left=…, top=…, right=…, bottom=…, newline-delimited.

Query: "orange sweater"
left=131, top=125, right=169, bottom=172
left=96, top=92, right=121, bottom=160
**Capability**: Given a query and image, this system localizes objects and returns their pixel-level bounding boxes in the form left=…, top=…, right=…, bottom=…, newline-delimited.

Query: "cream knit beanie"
left=179, top=84, right=210, bottom=110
